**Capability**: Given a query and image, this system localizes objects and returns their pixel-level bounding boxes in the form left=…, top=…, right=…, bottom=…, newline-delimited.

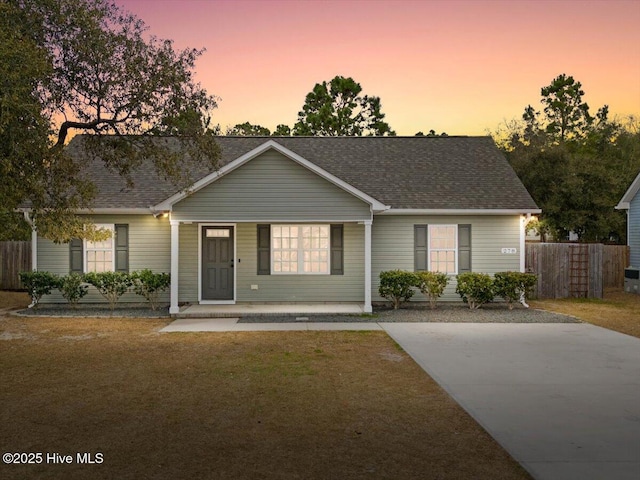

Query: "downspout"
left=23, top=211, right=38, bottom=308
left=520, top=214, right=530, bottom=308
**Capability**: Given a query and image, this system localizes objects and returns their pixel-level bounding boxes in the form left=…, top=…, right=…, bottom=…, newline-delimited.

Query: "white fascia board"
left=616, top=171, right=640, bottom=210
left=380, top=208, right=542, bottom=216
left=153, top=140, right=389, bottom=212
left=169, top=217, right=372, bottom=224
left=76, top=208, right=152, bottom=215
left=18, top=207, right=152, bottom=215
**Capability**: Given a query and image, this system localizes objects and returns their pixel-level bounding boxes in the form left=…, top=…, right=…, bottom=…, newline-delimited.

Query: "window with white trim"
left=429, top=224, right=457, bottom=274
left=85, top=224, right=115, bottom=272
left=272, top=225, right=329, bottom=274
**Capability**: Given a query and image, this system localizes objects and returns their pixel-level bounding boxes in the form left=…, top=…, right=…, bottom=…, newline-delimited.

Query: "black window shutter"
left=69, top=238, right=84, bottom=273
left=414, top=225, right=428, bottom=271
left=114, top=224, right=129, bottom=272
left=330, top=224, right=344, bottom=275
left=257, top=224, right=270, bottom=275
left=458, top=224, right=472, bottom=273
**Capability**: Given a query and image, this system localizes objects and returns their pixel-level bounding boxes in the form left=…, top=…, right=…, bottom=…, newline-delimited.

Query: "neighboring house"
left=616, top=171, right=640, bottom=267
left=30, top=136, right=540, bottom=313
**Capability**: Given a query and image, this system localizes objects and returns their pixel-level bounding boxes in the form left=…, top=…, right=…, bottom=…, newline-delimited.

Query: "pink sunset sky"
left=116, top=0, right=640, bottom=135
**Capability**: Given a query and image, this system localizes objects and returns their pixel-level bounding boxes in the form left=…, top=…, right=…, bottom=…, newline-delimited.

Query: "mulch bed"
left=14, top=302, right=579, bottom=324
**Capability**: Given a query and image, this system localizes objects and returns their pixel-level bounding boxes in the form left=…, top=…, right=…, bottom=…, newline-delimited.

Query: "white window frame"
left=84, top=224, right=115, bottom=273
left=428, top=224, right=458, bottom=274
left=271, top=224, right=330, bottom=275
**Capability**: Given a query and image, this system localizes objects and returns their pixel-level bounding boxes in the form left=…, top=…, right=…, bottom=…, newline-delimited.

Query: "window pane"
left=85, top=224, right=115, bottom=273
left=206, top=229, right=230, bottom=238
left=272, top=224, right=330, bottom=275
left=429, top=224, right=457, bottom=274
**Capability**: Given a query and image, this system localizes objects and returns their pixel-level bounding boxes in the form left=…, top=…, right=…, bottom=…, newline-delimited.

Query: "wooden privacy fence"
left=602, top=245, right=630, bottom=289
left=0, top=241, right=31, bottom=290
left=525, top=243, right=629, bottom=299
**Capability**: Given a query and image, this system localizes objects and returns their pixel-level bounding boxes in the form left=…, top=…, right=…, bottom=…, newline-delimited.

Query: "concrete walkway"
left=161, top=317, right=381, bottom=332
left=174, top=303, right=364, bottom=318
left=160, top=318, right=640, bottom=479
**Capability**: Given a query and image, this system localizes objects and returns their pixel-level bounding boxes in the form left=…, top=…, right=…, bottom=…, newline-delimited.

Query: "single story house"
left=616, top=171, right=640, bottom=268
left=31, top=135, right=541, bottom=313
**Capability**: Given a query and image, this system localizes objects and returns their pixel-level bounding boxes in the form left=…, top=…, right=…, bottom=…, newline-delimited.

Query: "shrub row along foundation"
left=378, top=270, right=537, bottom=310
left=18, top=270, right=170, bottom=311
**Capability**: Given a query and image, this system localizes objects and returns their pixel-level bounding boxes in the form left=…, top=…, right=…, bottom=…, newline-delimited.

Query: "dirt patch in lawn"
left=530, top=288, right=640, bottom=339
left=0, top=291, right=29, bottom=311
left=0, top=316, right=531, bottom=480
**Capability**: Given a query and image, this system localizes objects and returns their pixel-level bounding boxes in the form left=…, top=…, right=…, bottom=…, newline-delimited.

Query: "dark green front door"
left=202, top=227, right=234, bottom=300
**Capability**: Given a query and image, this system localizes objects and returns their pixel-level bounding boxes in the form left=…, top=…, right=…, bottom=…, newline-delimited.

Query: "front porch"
left=174, top=302, right=365, bottom=318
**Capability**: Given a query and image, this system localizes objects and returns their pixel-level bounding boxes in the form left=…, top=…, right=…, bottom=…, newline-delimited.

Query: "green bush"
left=131, top=269, right=170, bottom=310
left=378, top=270, right=418, bottom=309
left=415, top=271, right=450, bottom=309
left=58, top=273, right=89, bottom=308
left=83, top=271, right=132, bottom=311
left=493, top=271, right=537, bottom=309
left=455, top=272, right=494, bottom=309
left=18, top=271, right=60, bottom=308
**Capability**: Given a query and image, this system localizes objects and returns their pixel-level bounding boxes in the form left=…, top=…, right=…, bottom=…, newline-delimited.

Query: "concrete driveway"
left=381, top=323, right=640, bottom=480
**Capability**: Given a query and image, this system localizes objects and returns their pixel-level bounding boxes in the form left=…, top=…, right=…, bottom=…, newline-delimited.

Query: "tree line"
left=493, top=74, right=639, bottom=244
left=1, top=1, right=637, bottom=245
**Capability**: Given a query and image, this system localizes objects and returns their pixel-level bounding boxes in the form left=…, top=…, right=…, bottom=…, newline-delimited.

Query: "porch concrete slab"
left=160, top=318, right=381, bottom=332
left=381, top=323, right=640, bottom=480
left=176, top=303, right=364, bottom=317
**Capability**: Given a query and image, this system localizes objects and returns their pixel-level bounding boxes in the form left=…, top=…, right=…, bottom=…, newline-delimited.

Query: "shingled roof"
left=66, top=135, right=539, bottom=212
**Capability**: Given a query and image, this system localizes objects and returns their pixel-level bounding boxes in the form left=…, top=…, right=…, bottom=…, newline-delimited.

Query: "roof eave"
left=17, top=207, right=153, bottom=215
left=380, top=208, right=542, bottom=215
left=617, top=171, right=640, bottom=209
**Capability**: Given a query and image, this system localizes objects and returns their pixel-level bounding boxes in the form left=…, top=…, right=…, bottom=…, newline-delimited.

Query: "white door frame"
left=198, top=223, right=237, bottom=304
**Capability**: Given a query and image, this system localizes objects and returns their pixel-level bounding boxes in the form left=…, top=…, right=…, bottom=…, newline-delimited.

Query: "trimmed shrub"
left=18, top=271, right=60, bottom=308
left=378, top=270, right=418, bottom=309
left=493, top=271, right=537, bottom=309
left=131, top=270, right=170, bottom=310
left=84, top=271, right=132, bottom=311
left=58, top=273, right=89, bottom=308
left=455, top=272, right=494, bottom=309
left=415, top=271, right=450, bottom=309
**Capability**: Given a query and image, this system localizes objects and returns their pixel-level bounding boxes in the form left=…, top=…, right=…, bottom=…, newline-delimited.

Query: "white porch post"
left=170, top=220, right=180, bottom=315
left=31, top=228, right=38, bottom=271
left=364, top=220, right=372, bottom=313
left=520, top=215, right=527, bottom=272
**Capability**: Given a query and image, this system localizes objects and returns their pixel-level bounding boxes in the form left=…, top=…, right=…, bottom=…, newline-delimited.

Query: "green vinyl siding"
left=172, top=150, right=371, bottom=222
left=37, top=214, right=171, bottom=303
left=237, top=223, right=364, bottom=302
left=371, top=215, right=521, bottom=302
left=178, top=223, right=199, bottom=303
left=175, top=223, right=365, bottom=303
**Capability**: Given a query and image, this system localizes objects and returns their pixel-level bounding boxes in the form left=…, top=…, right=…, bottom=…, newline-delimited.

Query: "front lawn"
left=0, top=316, right=530, bottom=480
left=530, top=288, right=640, bottom=339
